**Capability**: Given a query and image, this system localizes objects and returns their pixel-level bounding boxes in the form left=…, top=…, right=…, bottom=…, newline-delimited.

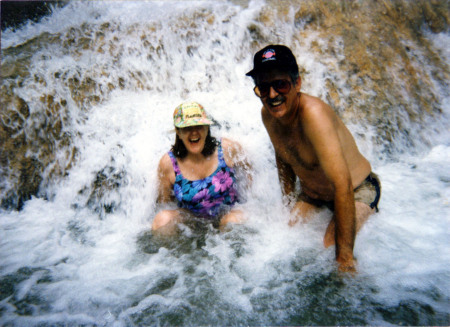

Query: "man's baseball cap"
left=246, top=44, right=299, bottom=77
left=173, top=101, right=213, bottom=128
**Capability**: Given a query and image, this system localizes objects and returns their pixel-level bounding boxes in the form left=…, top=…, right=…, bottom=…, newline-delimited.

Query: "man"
left=246, top=45, right=381, bottom=272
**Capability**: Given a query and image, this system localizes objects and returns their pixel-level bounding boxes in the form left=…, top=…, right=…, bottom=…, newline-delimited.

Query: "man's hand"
left=337, top=256, right=357, bottom=274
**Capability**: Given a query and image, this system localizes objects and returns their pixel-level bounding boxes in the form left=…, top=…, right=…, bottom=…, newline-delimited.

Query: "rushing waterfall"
left=1, top=0, right=449, bottom=325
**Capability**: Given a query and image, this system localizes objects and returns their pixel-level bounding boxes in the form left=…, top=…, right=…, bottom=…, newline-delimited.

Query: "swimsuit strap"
left=168, top=151, right=181, bottom=175
left=217, top=140, right=226, bottom=168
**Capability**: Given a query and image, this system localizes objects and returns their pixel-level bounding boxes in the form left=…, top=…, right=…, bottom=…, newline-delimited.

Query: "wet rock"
left=18, top=158, right=43, bottom=208
left=423, top=2, right=448, bottom=33
left=71, top=166, right=127, bottom=218
left=0, top=88, right=78, bottom=210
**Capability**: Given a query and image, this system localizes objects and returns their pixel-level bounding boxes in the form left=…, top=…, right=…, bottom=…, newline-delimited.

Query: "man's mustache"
left=268, top=96, right=285, bottom=105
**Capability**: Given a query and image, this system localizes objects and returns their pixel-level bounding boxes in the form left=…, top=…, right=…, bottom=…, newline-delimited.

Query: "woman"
left=152, top=101, right=251, bottom=234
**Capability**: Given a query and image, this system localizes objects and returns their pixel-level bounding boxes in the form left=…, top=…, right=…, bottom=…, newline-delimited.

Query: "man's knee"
left=293, top=200, right=319, bottom=215
left=355, top=201, right=375, bottom=231
left=290, top=200, right=321, bottom=225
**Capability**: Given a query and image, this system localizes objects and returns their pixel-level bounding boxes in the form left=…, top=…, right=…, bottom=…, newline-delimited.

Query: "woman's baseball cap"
left=246, top=44, right=299, bottom=77
left=173, top=101, right=213, bottom=128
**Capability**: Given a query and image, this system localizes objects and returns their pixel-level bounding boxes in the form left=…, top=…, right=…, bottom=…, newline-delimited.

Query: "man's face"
left=254, top=69, right=301, bottom=119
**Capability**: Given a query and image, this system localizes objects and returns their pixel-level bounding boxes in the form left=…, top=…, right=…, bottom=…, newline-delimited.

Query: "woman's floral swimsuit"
left=168, top=141, right=238, bottom=218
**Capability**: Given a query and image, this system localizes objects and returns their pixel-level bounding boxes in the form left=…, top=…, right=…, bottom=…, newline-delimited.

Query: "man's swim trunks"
left=168, top=141, right=238, bottom=218
left=353, top=172, right=381, bottom=211
left=298, top=172, right=381, bottom=211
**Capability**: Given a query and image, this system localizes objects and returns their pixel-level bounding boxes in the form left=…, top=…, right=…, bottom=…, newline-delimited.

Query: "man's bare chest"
left=268, top=128, right=318, bottom=171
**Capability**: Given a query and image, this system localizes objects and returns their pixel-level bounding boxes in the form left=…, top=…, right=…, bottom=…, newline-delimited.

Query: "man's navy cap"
left=246, top=44, right=299, bottom=77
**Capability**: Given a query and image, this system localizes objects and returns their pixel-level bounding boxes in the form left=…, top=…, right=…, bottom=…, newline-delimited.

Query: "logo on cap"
left=262, top=49, right=276, bottom=62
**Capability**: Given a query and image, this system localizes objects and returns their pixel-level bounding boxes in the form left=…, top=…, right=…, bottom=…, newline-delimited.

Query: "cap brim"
left=246, top=61, right=291, bottom=77
left=175, top=118, right=213, bottom=128
left=246, top=69, right=256, bottom=77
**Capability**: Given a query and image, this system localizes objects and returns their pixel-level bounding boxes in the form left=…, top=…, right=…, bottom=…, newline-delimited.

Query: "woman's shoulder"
left=220, top=137, right=244, bottom=167
left=221, top=137, right=241, bottom=151
left=158, top=152, right=174, bottom=173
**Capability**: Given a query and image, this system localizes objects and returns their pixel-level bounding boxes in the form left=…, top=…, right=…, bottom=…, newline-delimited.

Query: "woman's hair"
left=171, top=128, right=218, bottom=158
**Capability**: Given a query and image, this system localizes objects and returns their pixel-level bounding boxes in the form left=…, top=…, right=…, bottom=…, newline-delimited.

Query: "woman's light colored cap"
left=173, top=101, right=213, bottom=128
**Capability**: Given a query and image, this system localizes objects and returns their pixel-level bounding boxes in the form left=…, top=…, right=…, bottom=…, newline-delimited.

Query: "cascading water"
left=1, top=0, right=449, bottom=325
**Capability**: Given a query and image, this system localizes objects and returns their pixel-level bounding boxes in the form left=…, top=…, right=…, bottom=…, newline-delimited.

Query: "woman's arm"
left=156, top=153, right=175, bottom=203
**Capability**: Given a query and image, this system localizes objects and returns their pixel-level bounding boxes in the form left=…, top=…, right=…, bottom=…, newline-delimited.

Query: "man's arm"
left=302, top=104, right=356, bottom=271
left=275, top=152, right=297, bottom=206
left=261, top=108, right=297, bottom=206
left=330, top=173, right=356, bottom=272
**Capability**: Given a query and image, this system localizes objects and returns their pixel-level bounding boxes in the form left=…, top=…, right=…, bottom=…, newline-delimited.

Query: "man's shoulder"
left=300, top=94, right=334, bottom=122
left=301, top=93, right=329, bottom=112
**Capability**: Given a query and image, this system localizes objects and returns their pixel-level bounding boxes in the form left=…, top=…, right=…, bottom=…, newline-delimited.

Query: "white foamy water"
left=1, top=1, right=449, bottom=326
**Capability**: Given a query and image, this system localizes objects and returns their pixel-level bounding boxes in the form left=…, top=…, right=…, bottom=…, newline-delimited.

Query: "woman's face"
left=176, top=125, right=209, bottom=155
